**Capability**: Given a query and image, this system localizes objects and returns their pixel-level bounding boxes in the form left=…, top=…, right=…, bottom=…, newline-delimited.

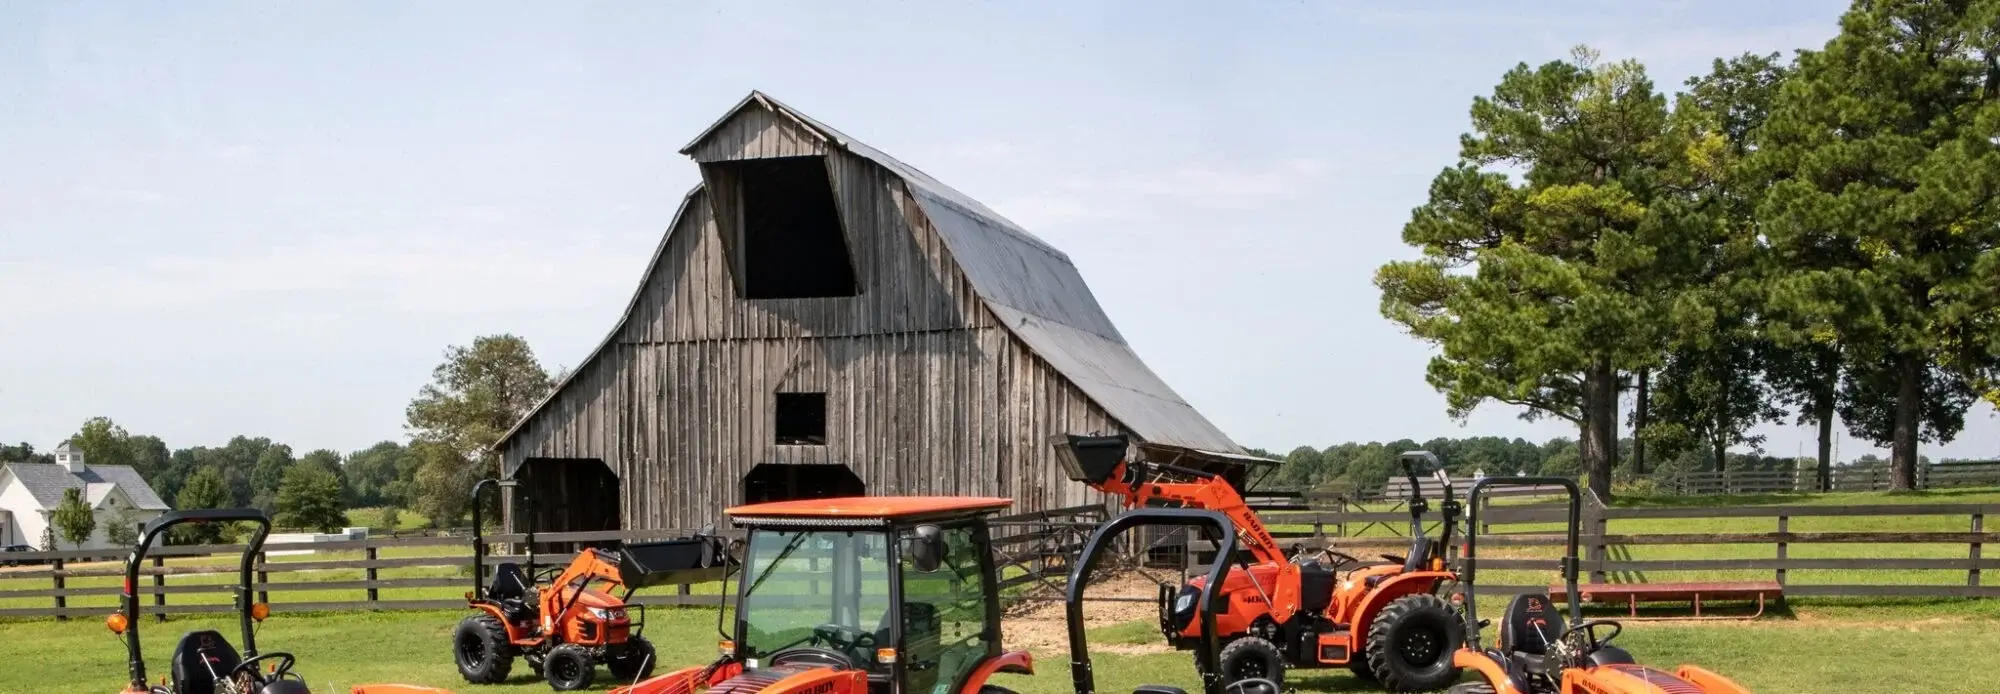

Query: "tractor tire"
left=1446, top=683, right=1496, bottom=694
left=607, top=637, right=657, bottom=682
left=1365, top=593, right=1463, bottom=692
left=1216, top=636, right=1286, bottom=691
left=543, top=643, right=596, bottom=691
left=453, top=614, right=515, bottom=684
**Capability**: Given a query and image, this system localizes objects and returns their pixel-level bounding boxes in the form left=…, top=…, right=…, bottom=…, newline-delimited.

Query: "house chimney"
left=55, top=442, right=85, bottom=473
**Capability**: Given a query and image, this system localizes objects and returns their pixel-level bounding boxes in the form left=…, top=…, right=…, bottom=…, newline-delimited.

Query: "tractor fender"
left=957, top=650, right=1034, bottom=693
left=1674, top=665, right=1752, bottom=693
left=756, top=665, right=868, bottom=694
left=1450, top=650, right=1521, bottom=694
left=1348, top=570, right=1453, bottom=637
left=607, top=664, right=711, bottom=694
left=466, top=603, right=535, bottom=645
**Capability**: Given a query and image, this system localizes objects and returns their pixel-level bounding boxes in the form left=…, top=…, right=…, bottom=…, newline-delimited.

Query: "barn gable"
left=495, top=91, right=1241, bottom=512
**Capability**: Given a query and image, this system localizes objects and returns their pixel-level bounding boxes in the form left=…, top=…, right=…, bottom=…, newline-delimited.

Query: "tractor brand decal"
left=799, top=680, right=838, bottom=694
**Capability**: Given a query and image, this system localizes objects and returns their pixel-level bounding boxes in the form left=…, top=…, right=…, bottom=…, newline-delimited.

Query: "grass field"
left=3, top=597, right=1997, bottom=694
left=6, top=488, right=2000, bottom=692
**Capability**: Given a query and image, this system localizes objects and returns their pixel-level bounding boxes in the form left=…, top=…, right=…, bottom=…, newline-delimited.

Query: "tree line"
left=1, top=334, right=560, bottom=544
left=1376, top=2, right=2000, bottom=502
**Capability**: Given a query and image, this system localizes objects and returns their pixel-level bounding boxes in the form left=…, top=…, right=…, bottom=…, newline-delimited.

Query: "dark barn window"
left=734, top=156, right=858, bottom=298
left=775, top=392, right=828, bottom=445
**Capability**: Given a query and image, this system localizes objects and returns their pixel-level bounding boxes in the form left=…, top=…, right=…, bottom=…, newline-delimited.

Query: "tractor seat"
left=1498, top=593, right=1565, bottom=655
left=170, top=630, right=242, bottom=694
left=488, top=563, right=539, bottom=624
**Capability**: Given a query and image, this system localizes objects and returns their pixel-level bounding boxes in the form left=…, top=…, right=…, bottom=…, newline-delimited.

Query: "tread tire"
left=1216, top=636, right=1286, bottom=692
left=544, top=643, right=596, bottom=691
left=1365, top=592, right=1464, bottom=692
left=607, top=637, right=656, bottom=682
left=453, top=613, right=514, bottom=684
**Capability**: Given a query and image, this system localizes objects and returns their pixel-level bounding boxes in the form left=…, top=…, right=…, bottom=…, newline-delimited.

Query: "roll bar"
left=1397, top=451, right=1459, bottom=567
left=470, top=478, right=534, bottom=601
left=1458, top=476, right=1582, bottom=649
left=1066, top=508, right=1238, bottom=694
left=121, top=508, right=274, bottom=691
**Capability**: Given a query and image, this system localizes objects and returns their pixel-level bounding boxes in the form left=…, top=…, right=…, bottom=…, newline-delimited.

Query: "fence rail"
left=1187, top=500, right=1999, bottom=600
left=1665, top=460, right=2000, bottom=495
left=0, top=505, right=1100, bottom=621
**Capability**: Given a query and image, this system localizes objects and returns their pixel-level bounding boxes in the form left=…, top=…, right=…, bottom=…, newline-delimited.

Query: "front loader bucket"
left=617, top=534, right=735, bottom=589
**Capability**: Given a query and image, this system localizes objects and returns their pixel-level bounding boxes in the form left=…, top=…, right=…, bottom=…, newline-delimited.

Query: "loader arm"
left=1091, top=460, right=1286, bottom=565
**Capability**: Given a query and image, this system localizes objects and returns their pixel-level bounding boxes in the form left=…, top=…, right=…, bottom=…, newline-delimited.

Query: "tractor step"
left=1314, top=630, right=1352, bottom=664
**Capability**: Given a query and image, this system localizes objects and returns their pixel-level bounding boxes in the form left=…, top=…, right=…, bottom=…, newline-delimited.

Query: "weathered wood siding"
left=502, top=144, right=1125, bottom=528
left=685, top=103, right=827, bottom=163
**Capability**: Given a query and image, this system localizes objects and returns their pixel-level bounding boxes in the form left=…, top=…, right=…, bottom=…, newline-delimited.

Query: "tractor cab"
left=711, top=496, right=1021, bottom=694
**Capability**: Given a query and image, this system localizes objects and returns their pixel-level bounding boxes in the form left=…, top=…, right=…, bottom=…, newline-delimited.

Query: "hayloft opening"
left=775, top=392, right=828, bottom=445
left=742, top=463, right=866, bottom=505
left=734, top=156, right=858, bottom=299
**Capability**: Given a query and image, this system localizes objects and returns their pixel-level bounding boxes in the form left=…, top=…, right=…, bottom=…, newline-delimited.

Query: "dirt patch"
left=1001, top=570, right=1176, bottom=655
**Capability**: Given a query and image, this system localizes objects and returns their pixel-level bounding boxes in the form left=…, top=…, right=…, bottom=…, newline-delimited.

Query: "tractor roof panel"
left=726, top=496, right=1013, bottom=521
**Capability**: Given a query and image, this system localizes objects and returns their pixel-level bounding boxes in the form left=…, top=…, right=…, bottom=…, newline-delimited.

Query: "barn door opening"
left=515, top=457, right=621, bottom=553
left=742, top=463, right=865, bottom=504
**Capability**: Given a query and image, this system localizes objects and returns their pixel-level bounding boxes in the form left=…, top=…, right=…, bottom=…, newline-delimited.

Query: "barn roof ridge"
left=496, top=91, right=1241, bottom=457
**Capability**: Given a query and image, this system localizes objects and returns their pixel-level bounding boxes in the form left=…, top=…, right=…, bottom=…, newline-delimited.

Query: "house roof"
left=0, top=463, right=170, bottom=511
left=495, top=91, right=1242, bottom=456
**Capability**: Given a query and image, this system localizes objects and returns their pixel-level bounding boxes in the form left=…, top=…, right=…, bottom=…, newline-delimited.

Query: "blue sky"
left=2, top=1, right=1992, bottom=462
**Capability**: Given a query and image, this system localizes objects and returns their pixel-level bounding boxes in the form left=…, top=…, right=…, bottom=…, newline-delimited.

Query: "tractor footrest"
left=1314, top=630, right=1351, bottom=664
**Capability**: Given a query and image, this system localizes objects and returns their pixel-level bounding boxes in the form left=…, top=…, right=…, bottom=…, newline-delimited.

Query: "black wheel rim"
left=553, top=656, right=582, bottom=685
left=1229, top=655, right=1269, bottom=680
left=457, top=632, right=486, bottom=667
left=1397, top=626, right=1442, bottom=667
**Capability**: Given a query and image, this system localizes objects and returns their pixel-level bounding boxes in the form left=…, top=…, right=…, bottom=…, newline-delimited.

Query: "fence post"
left=1971, top=513, right=1984, bottom=589
left=256, top=550, right=269, bottom=606
left=153, top=554, right=167, bottom=621
left=1775, top=515, right=1789, bottom=588
left=52, top=557, right=66, bottom=621
left=365, top=545, right=380, bottom=604
left=1586, top=502, right=1606, bottom=585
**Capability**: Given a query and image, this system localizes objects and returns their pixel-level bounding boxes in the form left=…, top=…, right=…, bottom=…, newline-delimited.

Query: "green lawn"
left=3, top=599, right=1997, bottom=694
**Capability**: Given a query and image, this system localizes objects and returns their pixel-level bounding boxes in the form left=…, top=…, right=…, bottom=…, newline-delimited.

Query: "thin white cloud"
left=995, top=157, right=1332, bottom=229
left=943, top=140, right=1017, bottom=162
left=0, top=233, right=645, bottom=319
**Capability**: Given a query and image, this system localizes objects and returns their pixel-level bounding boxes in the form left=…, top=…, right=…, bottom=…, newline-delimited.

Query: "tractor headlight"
left=588, top=607, right=626, bottom=621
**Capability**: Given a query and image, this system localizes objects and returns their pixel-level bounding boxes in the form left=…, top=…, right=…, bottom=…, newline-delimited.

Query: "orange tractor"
left=1446, top=476, right=1750, bottom=694
left=109, top=509, right=315, bottom=694
left=453, top=479, right=735, bottom=690
left=608, top=495, right=1264, bottom=694
left=1052, top=434, right=1466, bottom=692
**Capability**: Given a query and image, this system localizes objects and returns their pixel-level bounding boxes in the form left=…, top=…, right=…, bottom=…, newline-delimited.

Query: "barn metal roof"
left=496, top=91, right=1243, bottom=456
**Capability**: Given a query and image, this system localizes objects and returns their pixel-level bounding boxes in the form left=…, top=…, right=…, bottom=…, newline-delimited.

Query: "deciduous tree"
left=52, top=488, right=96, bottom=549
left=275, top=464, right=349, bottom=533
left=171, top=467, right=231, bottom=544
left=405, top=334, right=554, bottom=524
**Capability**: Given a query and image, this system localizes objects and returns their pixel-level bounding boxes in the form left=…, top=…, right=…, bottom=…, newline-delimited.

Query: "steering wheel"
left=1223, top=677, right=1281, bottom=694
left=769, top=646, right=859, bottom=670
left=811, top=623, right=877, bottom=651
left=1298, top=547, right=1360, bottom=568
left=1561, top=619, right=1623, bottom=652
left=231, top=652, right=297, bottom=684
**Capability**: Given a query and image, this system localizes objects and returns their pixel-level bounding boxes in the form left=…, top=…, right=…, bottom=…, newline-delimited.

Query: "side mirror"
left=910, top=525, right=944, bottom=573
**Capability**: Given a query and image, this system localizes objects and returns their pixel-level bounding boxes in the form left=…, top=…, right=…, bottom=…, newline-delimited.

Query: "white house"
left=0, top=442, right=171, bottom=550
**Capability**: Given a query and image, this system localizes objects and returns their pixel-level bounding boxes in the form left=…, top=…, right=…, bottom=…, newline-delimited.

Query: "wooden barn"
left=494, top=91, right=1258, bottom=534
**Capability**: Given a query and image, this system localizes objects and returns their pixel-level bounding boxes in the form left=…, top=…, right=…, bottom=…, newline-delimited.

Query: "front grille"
left=711, top=664, right=820, bottom=694
left=1601, top=664, right=1704, bottom=694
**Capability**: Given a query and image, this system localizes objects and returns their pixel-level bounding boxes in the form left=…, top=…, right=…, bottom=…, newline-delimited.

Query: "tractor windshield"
left=737, top=529, right=893, bottom=664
